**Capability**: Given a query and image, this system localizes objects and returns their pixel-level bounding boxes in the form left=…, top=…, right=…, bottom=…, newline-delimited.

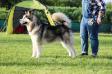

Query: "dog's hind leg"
left=61, top=33, right=76, bottom=58
left=61, top=41, right=76, bottom=58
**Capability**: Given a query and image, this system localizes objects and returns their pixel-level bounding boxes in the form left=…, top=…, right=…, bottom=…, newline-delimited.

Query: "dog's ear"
left=25, top=11, right=27, bottom=14
left=24, top=10, right=29, bottom=14
left=29, top=9, right=36, bottom=15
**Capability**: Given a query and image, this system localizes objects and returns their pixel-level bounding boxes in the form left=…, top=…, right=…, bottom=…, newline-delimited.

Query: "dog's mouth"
left=23, top=22, right=28, bottom=24
left=20, top=19, right=28, bottom=25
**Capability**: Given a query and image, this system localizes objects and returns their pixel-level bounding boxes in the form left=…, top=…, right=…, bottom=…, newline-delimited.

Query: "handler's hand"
left=97, top=17, right=102, bottom=25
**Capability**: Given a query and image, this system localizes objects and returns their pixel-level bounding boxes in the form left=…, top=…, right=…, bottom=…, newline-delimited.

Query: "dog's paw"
left=31, top=55, right=35, bottom=58
left=68, top=54, right=71, bottom=57
left=69, top=53, right=76, bottom=58
left=31, top=55, right=40, bottom=58
left=71, top=54, right=76, bottom=58
left=35, top=55, right=40, bottom=58
left=69, top=55, right=75, bottom=58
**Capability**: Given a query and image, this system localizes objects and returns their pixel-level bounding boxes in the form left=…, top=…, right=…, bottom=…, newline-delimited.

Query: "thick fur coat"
left=20, top=10, right=76, bottom=58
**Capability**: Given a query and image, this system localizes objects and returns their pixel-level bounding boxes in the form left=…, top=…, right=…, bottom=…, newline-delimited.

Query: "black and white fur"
left=20, top=10, right=76, bottom=58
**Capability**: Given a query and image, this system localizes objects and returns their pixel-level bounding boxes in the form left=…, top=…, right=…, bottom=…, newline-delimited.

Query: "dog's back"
left=37, top=22, right=70, bottom=42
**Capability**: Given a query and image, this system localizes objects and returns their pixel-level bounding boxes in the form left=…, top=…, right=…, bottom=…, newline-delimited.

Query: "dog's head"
left=20, top=10, right=34, bottom=26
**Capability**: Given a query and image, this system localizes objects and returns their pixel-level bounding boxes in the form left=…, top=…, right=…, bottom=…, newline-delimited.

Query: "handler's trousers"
left=80, top=17, right=99, bottom=55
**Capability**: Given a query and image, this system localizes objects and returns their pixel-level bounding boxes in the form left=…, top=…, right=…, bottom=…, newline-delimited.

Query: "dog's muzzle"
left=19, top=19, right=27, bottom=25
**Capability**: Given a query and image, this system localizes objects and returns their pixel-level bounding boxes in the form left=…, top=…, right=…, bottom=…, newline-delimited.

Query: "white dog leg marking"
left=32, top=48, right=36, bottom=57
left=68, top=44, right=76, bottom=58
left=31, top=36, right=36, bottom=57
left=35, top=45, right=41, bottom=58
left=31, top=35, right=41, bottom=58
left=69, top=32, right=76, bottom=57
left=61, top=40, right=76, bottom=58
left=31, top=41, right=37, bottom=58
left=61, top=42, right=72, bottom=57
left=35, top=51, right=40, bottom=58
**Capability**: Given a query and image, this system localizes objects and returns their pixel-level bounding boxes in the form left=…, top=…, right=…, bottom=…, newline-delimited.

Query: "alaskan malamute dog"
left=20, top=10, right=76, bottom=58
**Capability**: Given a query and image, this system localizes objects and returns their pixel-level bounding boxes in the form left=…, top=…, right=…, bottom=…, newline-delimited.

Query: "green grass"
left=0, top=32, right=112, bottom=74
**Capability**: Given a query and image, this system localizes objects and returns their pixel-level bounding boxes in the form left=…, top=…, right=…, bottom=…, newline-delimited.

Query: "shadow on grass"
left=0, top=39, right=30, bottom=43
left=77, top=55, right=112, bottom=59
left=0, top=55, right=78, bottom=67
left=97, top=55, right=112, bottom=59
left=0, top=61, right=78, bottom=67
left=0, top=55, right=112, bottom=67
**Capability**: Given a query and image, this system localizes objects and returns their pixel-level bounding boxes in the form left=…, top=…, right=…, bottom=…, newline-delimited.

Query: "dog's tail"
left=52, top=12, right=71, bottom=27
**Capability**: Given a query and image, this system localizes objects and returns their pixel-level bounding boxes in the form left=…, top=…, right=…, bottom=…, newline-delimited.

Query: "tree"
left=0, top=0, right=82, bottom=8
left=0, top=0, right=22, bottom=9
left=38, top=0, right=81, bottom=7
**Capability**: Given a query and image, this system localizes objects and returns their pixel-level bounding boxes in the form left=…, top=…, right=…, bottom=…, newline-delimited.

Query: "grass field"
left=0, top=32, right=112, bottom=74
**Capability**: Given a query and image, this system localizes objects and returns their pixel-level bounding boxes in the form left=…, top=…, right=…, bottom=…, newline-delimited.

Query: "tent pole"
left=6, top=6, right=15, bottom=34
left=33, top=0, right=55, bottom=26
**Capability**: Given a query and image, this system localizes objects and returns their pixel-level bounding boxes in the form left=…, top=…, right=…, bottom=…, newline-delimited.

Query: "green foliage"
left=106, top=3, right=112, bottom=10
left=103, top=9, right=112, bottom=24
left=48, top=6, right=112, bottom=24
left=39, top=0, right=81, bottom=7
left=0, top=0, right=81, bottom=8
left=0, top=33, right=112, bottom=74
left=0, top=8, right=7, bottom=19
left=48, top=6, right=112, bottom=32
left=0, top=1, right=112, bottom=32
left=48, top=6, right=82, bottom=22
left=104, top=3, right=112, bottom=24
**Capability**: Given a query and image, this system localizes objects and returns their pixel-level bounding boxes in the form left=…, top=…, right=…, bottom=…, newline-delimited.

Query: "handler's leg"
left=80, top=18, right=88, bottom=55
left=88, top=23, right=99, bottom=56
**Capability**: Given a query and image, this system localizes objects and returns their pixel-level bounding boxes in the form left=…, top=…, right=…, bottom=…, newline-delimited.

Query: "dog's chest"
left=27, top=25, right=38, bottom=35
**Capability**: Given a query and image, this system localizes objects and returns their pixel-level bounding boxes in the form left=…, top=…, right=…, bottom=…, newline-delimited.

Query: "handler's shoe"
left=81, top=53, right=88, bottom=56
left=92, top=54, right=97, bottom=57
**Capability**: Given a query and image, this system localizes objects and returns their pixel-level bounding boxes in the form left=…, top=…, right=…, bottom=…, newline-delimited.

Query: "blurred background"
left=0, top=0, right=112, bottom=33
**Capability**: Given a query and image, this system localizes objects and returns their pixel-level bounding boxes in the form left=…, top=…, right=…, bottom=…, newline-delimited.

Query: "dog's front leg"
left=35, top=44, right=42, bottom=58
left=31, top=35, right=41, bottom=58
left=32, top=47, right=36, bottom=57
left=31, top=36, right=37, bottom=58
left=32, top=43, right=41, bottom=58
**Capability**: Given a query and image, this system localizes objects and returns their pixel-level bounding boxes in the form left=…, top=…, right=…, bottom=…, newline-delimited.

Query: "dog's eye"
left=25, top=16, right=29, bottom=18
left=28, top=17, right=32, bottom=20
left=27, top=17, right=32, bottom=21
left=25, top=16, right=32, bottom=20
